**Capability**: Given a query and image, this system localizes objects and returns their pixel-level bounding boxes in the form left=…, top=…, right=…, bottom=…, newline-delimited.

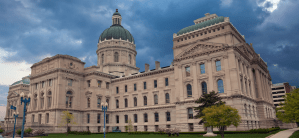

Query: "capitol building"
left=4, top=9, right=296, bottom=133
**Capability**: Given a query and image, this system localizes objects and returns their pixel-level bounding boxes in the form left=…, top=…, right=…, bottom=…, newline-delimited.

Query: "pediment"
left=8, top=92, right=19, bottom=99
left=174, top=41, right=225, bottom=60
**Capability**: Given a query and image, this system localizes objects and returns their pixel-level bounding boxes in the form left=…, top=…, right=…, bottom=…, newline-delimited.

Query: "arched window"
left=129, top=54, right=131, bottom=64
left=106, top=99, right=109, bottom=109
left=101, top=54, right=104, bottom=64
left=245, top=80, right=247, bottom=95
left=116, top=99, right=119, bottom=108
left=125, top=98, right=128, bottom=108
left=134, top=97, right=137, bottom=107
left=217, top=79, right=224, bottom=93
left=47, top=91, right=52, bottom=108
left=244, top=105, right=247, bottom=117
left=34, top=94, right=37, bottom=110
left=87, top=98, right=90, bottom=108
left=66, top=91, right=72, bottom=108
left=154, top=94, right=158, bottom=105
left=202, top=82, right=207, bottom=94
left=97, top=98, right=101, bottom=108
left=143, top=96, right=147, bottom=106
left=216, top=60, right=221, bottom=71
left=114, top=52, right=119, bottom=62
left=165, top=93, right=170, bottom=103
left=40, top=92, right=44, bottom=109
left=187, top=84, right=192, bottom=97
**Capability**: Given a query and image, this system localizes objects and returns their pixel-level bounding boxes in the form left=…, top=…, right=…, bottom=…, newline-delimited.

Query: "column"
left=192, top=62, right=199, bottom=98
left=207, top=59, right=214, bottom=92
left=255, top=70, right=263, bottom=100
left=223, top=55, right=231, bottom=94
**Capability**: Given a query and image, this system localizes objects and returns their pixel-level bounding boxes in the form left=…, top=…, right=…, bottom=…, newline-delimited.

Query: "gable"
left=7, top=92, right=18, bottom=99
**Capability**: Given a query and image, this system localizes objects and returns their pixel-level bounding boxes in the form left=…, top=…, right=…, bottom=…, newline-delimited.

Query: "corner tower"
left=96, top=9, right=139, bottom=76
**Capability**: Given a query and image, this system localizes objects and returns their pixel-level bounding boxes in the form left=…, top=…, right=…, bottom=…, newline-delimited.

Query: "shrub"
left=25, top=127, right=33, bottom=134
left=16, top=129, right=22, bottom=135
left=33, top=129, right=45, bottom=136
left=0, top=129, right=3, bottom=133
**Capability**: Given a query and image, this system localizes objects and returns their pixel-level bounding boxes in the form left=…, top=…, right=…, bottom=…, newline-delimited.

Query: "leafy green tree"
left=201, top=104, right=241, bottom=138
left=276, top=88, right=299, bottom=123
left=58, top=111, right=77, bottom=136
left=193, top=91, right=226, bottom=124
left=127, top=118, right=134, bottom=132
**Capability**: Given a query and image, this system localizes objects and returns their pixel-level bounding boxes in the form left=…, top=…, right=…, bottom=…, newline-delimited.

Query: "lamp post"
left=101, top=102, right=108, bottom=138
left=10, top=105, right=18, bottom=138
left=20, top=92, right=31, bottom=138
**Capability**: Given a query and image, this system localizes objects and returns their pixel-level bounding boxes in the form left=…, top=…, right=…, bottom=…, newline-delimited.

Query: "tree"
left=58, top=111, right=77, bottom=136
left=193, top=91, right=226, bottom=124
left=127, top=118, right=134, bottom=132
left=276, top=88, right=299, bottom=123
left=201, top=104, right=241, bottom=138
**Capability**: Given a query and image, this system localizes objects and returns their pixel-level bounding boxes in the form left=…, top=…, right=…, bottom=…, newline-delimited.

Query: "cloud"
left=220, top=0, right=233, bottom=7
left=0, top=105, right=6, bottom=121
left=257, top=0, right=281, bottom=12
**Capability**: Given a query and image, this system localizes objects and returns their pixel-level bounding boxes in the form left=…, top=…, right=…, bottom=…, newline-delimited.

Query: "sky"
left=0, top=0, right=298, bottom=121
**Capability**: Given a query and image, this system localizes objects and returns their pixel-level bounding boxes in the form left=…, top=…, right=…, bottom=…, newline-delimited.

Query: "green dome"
left=177, top=16, right=225, bottom=36
left=113, top=12, right=121, bottom=16
left=11, top=78, right=30, bottom=86
left=99, top=25, right=135, bottom=43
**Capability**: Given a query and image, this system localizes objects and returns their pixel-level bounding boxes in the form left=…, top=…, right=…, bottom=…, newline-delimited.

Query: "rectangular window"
left=42, top=81, right=45, bottom=88
left=106, top=82, right=109, bottom=89
left=68, top=79, right=73, bottom=86
left=134, top=83, right=137, bottom=91
left=32, top=115, right=35, bottom=122
left=216, top=60, right=221, bottom=71
left=125, top=85, right=127, bottom=92
left=41, top=98, right=44, bottom=109
left=46, top=113, right=49, bottom=123
left=155, top=113, right=159, bottom=122
left=200, top=64, right=205, bottom=74
left=116, top=115, right=119, bottom=123
left=188, top=108, right=193, bottom=119
left=134, top=126, right=137, bottom=131
left=68, top=113, right=72, bottom=123
left=154, top=80, right=157, bottom=88
left=189, top=123, right=194, bottom=131
left=144, top=82, right=146, bottom=89
left=167, top=125, right=170, bottom=128
left=35, top=83, right=38, bottom=89
left=144, top=126, right=148, bottom=131
left=49, top=79, right=52, bottom=86
left=48, top=97, right=51, bottom=108
left=87, top=80, right=90, bottom=87
left=116, top=87, right=119, bottom=94
left=134, top=114, right=138, bottom=123
left=144, top=114, right=148, bottom=122
left=166, top=112, right=171, bottom=121
left=87, top=114, right=90, bottom=123
left=165, top=78, right=168, bottom=86
left=185, top=66, right=191, bottom=76
left=155, top=125, right=159, bottom=132
left=97, top=114, right=100, bottom=123
left=98, top=80, right=102, bottom=88
left=106, top=114, right=109, bottom=124
left=125, top=115, right=128, bottom=123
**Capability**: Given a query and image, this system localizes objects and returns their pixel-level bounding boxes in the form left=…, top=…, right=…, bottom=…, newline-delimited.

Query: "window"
left=116, top=99, right=119, bottom=108
left=185, top=66, right=190, bottom=76
left=240, top=79, right=243, bottom=93
left=144, top=96, right=147, bottom=106
left=133, top=97, right=138, bottom=107
left=155, top=125, right=159, bottom=132
left=102, top=54, right=104, bottom=64
left=68, top=113, right=72, bottom=123
left=200, top=64, right=205, bottom=74
left=245, top=80, right=247, bottom=95
left=106, top=114, right=109, bottom=124
left=144, top=82, right=146, bottom=89
left=144, top=126, right=148, bottom=131
left=165, top=93, right=170, bottom=103
left=244, top=105, right=247, bottom=117
left=106, top=82, right=109, bottom=89
left=87, top=80, right=90, bottom=87
left=249, top=105, right=251, bottom=117
left=155, top=113, right=159, bottom=122
left=32, top=114, right=35, bottom=122
left=134, top=114, right=138, bottom=123
left=106, top=99, right=109, bottom=109
left=98, top=126, right=101, bottom=132
left=189, top=123, right=194, bottom=131
left=165, top=78, right=169, bottom=86
left=217, top=79, right=224, bottom=93
left=116, top=115, right=119, bottom=123
left=35, top=83, right=38, bottom=89
left=46, top=113, right=49, bottom=123
left=87, top=98, right=90, bottom=108
left=188, top=108, right=193, bottom=119
left=129, top=54, right=131, bottom=64
left=42, top=81, right=45, bottom=88
left=202, top=82, right=207, bottom=94
left=114, top=52, right=119, bottom=62
left=49, top=79, right=52, bottom=86
left=134, top=126, right=137, bottom=131
left=68, top=79, right=73, bottom=86
left=154, top=80, right=157, bottom=88
left=249, top=83, right=252, bottom=96
left=97, top=98, right=101, bottom=108
left=125, top=85, right=127, bottom=92
left=144, top=113, right=148, bottom=122
left=40, top=93, right=44, bottom=109
left=87, top=126, right=89, bottom=131
left=125, top=98, right=128, bottom=108
left=87, top=114, right=90, bottom=123
left=134, top=83, right=137, bottom=91
left=187, top=84, right=192, bottom=97
left=216, top=60, right=221, bottom=71
left=154, top=94, right=158, bottom=105
left=116, top=87, right=119, bottom=94
left=166, top=112, right=171, bottom=121
left=48, top=91, right=52, bottom=108
left=98, top=80, right=101, bottom=88
left=125, top=115, right=128, bottom=123
left=97, top=114, right=101, bottom=123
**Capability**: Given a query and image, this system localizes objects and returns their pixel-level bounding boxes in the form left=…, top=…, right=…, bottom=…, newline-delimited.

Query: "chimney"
left=155, top=61, right=160, bottom=70
left=205, top=13, right=210, bottom=16
left=145, top=63, right=149, bottom=72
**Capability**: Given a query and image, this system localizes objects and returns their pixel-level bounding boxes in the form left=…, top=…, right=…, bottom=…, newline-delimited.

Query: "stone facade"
left=4, top=12, right=297, bottom=133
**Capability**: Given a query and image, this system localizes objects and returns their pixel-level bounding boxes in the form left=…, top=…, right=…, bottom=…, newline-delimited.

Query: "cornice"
left=30, top=68, right=84, bottom=80
left=84, top=71, right=116, bottom=79
left=103, top=63, right=140, bottom=70
left=96, top=46, right=137, bottom=55
left=31, top=54, right=85, bottom=68
left=111, top=67, right=174, bottom=83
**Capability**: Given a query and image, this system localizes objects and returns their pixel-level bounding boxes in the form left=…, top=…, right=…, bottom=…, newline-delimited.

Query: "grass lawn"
left=33, top=130, right=285, bottom=138
left=289, top=130, right=299, bottom=138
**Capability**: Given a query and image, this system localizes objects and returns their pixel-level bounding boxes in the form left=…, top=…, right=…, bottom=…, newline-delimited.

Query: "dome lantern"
left=112, top=9, right=122, bottom=26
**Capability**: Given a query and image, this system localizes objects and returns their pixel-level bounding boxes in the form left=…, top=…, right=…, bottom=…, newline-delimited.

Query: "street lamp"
left=20, top=92, right=31, bottom=138
left=10, top=105, right=18, bottom=138
left=101, top=102, right=108, bottom=138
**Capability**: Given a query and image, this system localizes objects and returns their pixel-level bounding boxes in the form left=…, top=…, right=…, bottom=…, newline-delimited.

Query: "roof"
left=11, top=78, right=30, bottom=86
left=113, top=12, right=121, bottom=16
left=99, top=25, right=135, bottom=43
left=177, top=16, right=225, bottom=36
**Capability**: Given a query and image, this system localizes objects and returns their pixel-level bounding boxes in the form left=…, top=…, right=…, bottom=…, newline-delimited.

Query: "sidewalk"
left=269, top=128, right=299, bottom=138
